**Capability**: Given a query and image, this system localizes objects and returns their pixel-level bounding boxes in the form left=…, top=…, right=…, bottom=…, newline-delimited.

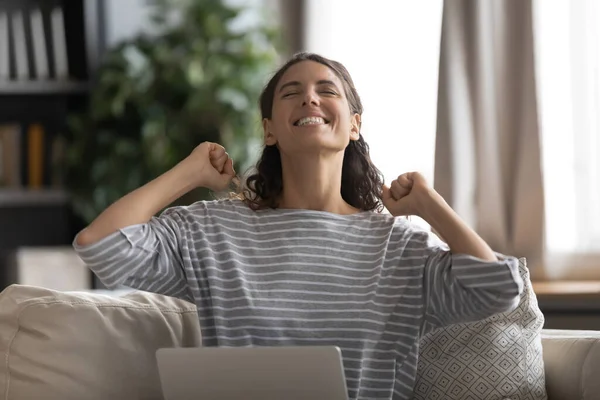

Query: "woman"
left=74, top=52, right=523, bottom=399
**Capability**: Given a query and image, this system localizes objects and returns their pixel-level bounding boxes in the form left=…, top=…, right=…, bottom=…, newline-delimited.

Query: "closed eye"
left=282, top=92, right=298, bottom=98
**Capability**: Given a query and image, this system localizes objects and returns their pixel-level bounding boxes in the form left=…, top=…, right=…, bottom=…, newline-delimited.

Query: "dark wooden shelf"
left=533, top=280, right=600, bottom=330
left=0, top=189, right=69, bottom=207
left=533, top=281, right=600, bottom=295
left=0, top=81, right=90, bottom=95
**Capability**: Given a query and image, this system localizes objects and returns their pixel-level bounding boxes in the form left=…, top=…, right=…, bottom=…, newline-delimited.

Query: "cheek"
left=271, top=103, right=290, bottom=126
left=333, top=100, right=351, bottom=119
left=334, top=107, right=352, bottom=127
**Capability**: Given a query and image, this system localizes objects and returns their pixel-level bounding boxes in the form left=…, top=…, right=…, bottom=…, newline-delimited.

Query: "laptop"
left=156, top=346, right=349, bottom=400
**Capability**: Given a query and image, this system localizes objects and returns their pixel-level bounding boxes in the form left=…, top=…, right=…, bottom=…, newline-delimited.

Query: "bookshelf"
left=0, top=0, right=105, bottom=288
left=0, top=80, right=91, bottom=94
left=0, top=188, right=68, bottom=206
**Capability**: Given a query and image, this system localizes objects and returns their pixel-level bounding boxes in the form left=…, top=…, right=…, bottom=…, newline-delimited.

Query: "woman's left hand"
left=382, top=172, right=436, bottom=217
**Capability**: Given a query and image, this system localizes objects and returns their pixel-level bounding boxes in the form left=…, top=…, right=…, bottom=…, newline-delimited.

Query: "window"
left=304, top=0, right=443, bottom=227
left=533, top=0, right=600, bottom=277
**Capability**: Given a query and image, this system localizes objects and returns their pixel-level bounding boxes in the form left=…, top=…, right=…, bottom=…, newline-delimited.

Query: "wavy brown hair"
left=238, top=52, right=384, bottom=212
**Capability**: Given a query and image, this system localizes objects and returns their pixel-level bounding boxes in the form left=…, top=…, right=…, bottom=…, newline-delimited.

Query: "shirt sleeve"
left=72, top=206, right=194, bottom=302
left=407, top=226, right=524, bottom=335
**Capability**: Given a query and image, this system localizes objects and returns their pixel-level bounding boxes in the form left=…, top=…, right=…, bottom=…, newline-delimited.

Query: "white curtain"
left=533, top=0, right=600, bottom=280
left=434, top=0, right=546, bottom=279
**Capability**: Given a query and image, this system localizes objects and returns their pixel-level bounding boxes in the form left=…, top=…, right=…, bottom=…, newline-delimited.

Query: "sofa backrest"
left=541, top=329, right=600, bottom=400
left=0, top=284, right=202, bottom=400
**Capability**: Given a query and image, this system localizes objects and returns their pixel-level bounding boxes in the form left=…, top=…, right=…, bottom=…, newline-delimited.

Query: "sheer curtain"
left=533, top=0, right=600, bottom=279
left=434, top=0, right=546, bottom=278
left=304, top=0, right=443, bottom=227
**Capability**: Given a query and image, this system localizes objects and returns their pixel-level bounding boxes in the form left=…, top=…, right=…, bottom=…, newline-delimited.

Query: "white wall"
left=103, top=0, right=277, bottom=47
left=104, top=0, right=153, bottom=46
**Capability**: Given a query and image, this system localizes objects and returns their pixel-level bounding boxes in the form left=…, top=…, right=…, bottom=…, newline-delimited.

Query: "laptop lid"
left=156, top=346, right=349, bottom=400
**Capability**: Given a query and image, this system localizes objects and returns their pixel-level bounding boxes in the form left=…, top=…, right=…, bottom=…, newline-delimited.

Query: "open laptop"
left=156, top=346, right=349, bottom=400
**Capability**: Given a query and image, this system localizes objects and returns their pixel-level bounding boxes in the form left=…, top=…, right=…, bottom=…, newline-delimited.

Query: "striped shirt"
left=73, top=199, right=523, bottom=399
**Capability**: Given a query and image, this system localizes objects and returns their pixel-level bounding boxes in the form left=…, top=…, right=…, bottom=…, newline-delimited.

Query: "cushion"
left=413, top=258, right=547, bottom=400
left=0, top=284, right=202, bottom=400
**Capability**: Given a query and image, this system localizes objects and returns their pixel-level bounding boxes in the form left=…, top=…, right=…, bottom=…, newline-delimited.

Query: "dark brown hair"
left=239, top=52, right=384, bottom=212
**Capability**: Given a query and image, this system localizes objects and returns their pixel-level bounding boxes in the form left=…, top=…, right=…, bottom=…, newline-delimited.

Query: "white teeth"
left=296, top=117, right=326, bottom=126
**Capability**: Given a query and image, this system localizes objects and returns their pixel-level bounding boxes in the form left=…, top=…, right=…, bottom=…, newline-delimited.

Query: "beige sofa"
left=0, top=284, right=598, bottom=400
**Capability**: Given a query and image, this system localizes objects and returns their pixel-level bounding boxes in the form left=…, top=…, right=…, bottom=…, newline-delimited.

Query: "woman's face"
left=263, top=61, right=360, bottom=155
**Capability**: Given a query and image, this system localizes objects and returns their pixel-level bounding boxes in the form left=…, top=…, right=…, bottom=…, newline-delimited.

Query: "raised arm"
left=75, top=142, right=235, bottom=246
left=73, top=142, right=235, bottom=298
left=382, top=171, right=497, bottom=261
left=383, top=172, right=523, bottom=330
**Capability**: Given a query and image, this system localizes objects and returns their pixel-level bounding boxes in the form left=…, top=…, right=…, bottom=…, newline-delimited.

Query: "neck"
left=278, top=151, right=359, bottom=215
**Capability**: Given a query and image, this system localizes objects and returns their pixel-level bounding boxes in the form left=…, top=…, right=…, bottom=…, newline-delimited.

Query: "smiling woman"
left=72, top=51, right=523, bottom=400
left=240, top=52, right=384, bottom=213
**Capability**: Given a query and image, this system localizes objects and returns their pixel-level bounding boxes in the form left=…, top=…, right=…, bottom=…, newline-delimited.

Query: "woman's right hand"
left=182, top=142, right=236, bottom=191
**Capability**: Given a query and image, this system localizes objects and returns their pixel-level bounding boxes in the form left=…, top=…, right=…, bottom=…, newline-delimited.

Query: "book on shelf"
left=0, top=122, right=66, bottom=191
left=27, top=123, right=44, bottom=189
left=11, top=9, right=29, bottom=80
left=30, top=7, right=49, bottom=80
left=0, top=11, right=9, bottom=80
left=0, top=2, right=69, bottom=83
left=0, top=124, right=21, bottom=187
left=50, top=6, right=68, bottom=80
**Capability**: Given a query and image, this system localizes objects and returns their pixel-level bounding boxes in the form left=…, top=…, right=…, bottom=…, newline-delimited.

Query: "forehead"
left=277, top=61, right=343, bottom=90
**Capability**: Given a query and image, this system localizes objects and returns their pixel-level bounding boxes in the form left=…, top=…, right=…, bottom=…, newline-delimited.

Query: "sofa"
left=0, top=284, right=598, bottom=400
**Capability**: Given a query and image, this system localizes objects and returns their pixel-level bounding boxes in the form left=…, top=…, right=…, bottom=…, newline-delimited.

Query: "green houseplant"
left=65, top=0, right=283, bottom=224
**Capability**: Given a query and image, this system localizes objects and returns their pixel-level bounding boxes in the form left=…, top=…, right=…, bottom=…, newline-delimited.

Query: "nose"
left=302, top=88, right=319, bottom=107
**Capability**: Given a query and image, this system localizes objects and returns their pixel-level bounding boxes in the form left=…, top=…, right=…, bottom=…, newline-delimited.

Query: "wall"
left=103, top=0, right=279, bottom=47
left=104, top=0, right=153, bottom=46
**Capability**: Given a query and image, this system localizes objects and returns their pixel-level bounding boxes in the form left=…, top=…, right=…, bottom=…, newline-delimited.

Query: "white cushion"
left=0, top=284, right=202, bottom=400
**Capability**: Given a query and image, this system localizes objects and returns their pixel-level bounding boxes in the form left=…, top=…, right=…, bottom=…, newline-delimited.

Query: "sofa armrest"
left=542, top=329, right=600, bottom=400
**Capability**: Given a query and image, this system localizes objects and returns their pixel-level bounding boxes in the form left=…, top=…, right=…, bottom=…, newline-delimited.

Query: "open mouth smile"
left=293, top=116, right=330, bottom=126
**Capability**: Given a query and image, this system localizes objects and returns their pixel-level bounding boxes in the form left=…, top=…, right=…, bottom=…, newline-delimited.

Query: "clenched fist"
left=382, top=172, right=436, bottom=218
left=181, top=142, right=236, bottom=192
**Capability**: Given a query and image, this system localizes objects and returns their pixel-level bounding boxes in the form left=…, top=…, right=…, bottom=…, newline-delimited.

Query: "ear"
left=263, top=118, right=277, bottom=146
left=350, top=113, right=361, bottom=141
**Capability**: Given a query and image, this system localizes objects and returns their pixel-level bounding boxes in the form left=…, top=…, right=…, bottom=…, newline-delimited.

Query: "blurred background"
left=0, top=0, right=598, bottom=330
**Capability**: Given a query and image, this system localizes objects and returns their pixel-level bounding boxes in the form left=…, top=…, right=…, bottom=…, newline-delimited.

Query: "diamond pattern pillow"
left=413, top=258, right=547, bottom=400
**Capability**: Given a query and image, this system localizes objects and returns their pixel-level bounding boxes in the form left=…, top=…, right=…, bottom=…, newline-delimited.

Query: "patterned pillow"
left=413, top=258, right=547, bottom=400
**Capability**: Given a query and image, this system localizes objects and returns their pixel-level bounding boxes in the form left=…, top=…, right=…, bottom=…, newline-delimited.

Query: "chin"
left=288, top=140, right=348, bottom=155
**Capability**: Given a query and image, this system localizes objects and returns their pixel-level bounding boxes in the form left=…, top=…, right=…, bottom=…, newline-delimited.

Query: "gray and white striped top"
left=73, top=199, right=523, bottom=399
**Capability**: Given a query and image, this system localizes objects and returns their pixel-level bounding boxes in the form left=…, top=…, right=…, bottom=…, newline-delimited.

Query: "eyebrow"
left=278, top=79, right=339, bottom=93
